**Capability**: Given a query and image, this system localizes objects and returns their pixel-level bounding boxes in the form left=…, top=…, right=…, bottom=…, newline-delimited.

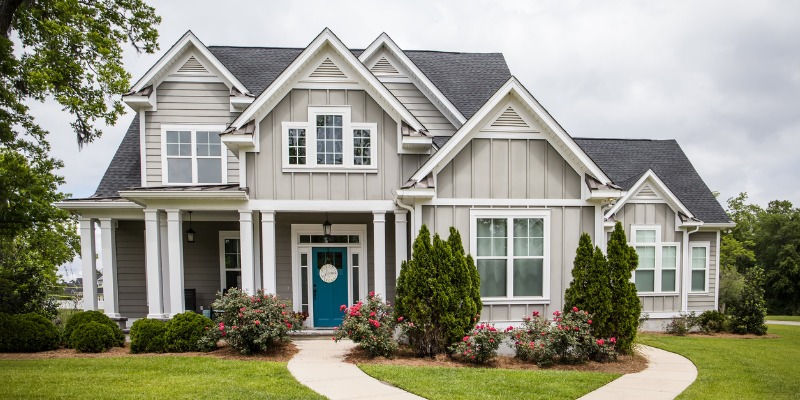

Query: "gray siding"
left=688, top=231, right=718, bottom=311
left=437, top=139, right=582, bottom=199
left=183, top=221, right=238, bottom=311
left=421, top=205, right=596, bottom=322
left=145, top=81, right=240, bottom=186
left=251, top=89, right=424, bottom=201
left=383, top=82, right=456, bottom=136
left=116, top=221, right=147, bottom=318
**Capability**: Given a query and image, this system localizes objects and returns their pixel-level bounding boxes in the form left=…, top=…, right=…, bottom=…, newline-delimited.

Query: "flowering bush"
left=449, top=323, right=509, bottom=364
left=333, top=292, right=398, bottom=358
left=512, top=307, right=617, bottom=367
left=200, top=288, right=301, bottom=355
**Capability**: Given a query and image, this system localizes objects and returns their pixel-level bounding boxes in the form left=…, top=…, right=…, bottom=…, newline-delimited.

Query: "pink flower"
left=572, top=306, right=579, bottom=312
left=240, top=307, right=246, bottom=312
left=397, top=316, right=404, bottom=322
left=553, top=310, right=561, bottom=317
left=588, top=319, right=592, bottom=324
left=286, top=322, right=293, bottom=329
left=369, top=311, right=376, bottom=317
left=340, top=304, right=347, bottom=311
left=610, top=337, right=617, bottom=344
left=463, top=336, right=470, bottom=342
left=255, top=320, right=260, bottom=325
left=532, top=311, right=540, bottom=317
left=596, top=339, right=605, bottom=346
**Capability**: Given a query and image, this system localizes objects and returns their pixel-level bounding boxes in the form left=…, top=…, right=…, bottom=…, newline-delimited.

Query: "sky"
left=39, top=1, right=799, bottom=279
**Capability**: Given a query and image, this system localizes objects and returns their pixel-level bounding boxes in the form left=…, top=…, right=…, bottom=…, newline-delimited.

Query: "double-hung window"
left=631, top=226, right=680, bottom=294
left=471, top=210, right=550, bottom=301
left=689, top=242, right=710, bottom=293
left=282, top=107, right=377, bottom=171
left=162, top=125, right=227, bottom=185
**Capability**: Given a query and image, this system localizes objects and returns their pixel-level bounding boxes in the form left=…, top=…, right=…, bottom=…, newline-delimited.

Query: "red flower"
left=553, top=310, right=561, bottom=317
left=588, top=319, right=592, bottom=324
left=255, top=320, right=261, bottom=325
left=532, top=311, right=540, bottom=317
left=572, top=306, right=579, bottom=312
left=397, top=316, right=404, bottom=322
left=596, top=339, right=605, bottom=346
left=286, top=322, right=293, bottom=329
left=340, top=304, right=347, bottom=311
left=610, top=337, right=617, bottom=344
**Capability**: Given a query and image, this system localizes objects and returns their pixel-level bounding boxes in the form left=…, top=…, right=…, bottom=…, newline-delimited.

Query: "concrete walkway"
left=578, top=345, right=697, bottom=400
left=288, top=338, right=425, bottom=400
left=766, top=320, right=800, bottom=326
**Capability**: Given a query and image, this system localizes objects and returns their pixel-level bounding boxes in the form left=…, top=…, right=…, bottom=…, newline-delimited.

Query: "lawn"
left=0, top=356, right=325, bottom=399
left=640, top=324, right=800, bottom=399
left=359, top=364, right=619, bottom=400
left=766, top=315, right=800, bottom=322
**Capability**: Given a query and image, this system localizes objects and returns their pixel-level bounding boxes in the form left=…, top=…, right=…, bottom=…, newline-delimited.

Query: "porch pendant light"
left=322, top=213, right=332, bottom=242
left=186, top=211, right=196, bottom=243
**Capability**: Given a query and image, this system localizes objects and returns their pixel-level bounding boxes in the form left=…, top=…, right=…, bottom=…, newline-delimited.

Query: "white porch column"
left=166, top=209, right=185, bottom=317
left=394, top=210, right=408, bottom=280
left=261, top=211, right=277, bottom=294
left=159, top=214, right=171, bottom=314
left=79, top=218, right=98, bottom=311
left=144, top=210, right=164, bottom=318
left=253, top=211, right=262, bottom=291
left=373, top=211, right=387, bottom=298
left=98, top=218, right=120, bottom=318
left=239, top=211, right=256, bottom=294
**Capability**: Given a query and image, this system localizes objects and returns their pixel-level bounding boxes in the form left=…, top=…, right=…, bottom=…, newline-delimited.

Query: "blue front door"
left=312, top=247, right=348, bottom=327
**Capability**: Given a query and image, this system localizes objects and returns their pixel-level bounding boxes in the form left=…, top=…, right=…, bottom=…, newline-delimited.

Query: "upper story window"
left=630, top=225, right=680, bottom=294
left=282, top=106, right=377, bottom=171
left=162, top=125, right=227, bottom=185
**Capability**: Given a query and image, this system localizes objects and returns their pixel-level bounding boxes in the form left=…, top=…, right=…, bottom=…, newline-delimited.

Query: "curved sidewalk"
left=578, top=345, right=697, bottom=400
left=288, top=338, right=425, bottom=400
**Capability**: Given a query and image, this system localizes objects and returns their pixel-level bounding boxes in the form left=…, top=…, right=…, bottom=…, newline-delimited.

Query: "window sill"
left=688, top=291, right=710, bottom=295
left=481, top=298, right=550, bottom=305
left=636, top=292, right=680, bottom=297
left=282, top=167, right=378, bottom=174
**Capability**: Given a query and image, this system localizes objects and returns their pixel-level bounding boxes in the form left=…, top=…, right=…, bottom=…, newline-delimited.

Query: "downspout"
left=394, top=193, right=414, bottom=233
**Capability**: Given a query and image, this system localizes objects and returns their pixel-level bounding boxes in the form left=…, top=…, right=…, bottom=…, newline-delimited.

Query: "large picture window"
left=631, top=226, right=680, bottom=294
left=471, top=210, right=550, bottom=301
left=162, top=125, right=227, bottom=185
left=282, top=107, right=377, bottom=171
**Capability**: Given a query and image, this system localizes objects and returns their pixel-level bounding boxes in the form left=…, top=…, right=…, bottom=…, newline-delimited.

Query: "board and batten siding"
left=437, top=139, right=582, bottom=199
left=421, top=205, right=596, bottom=322
left=116, top=221, right=147, bottom=318
left=249, top=89, right=424, bottom=201
left=183, top=221, right=238, bottom=311
left=145, top=81, right=240, bottom=186
left=382, top=82, right=456, bottom=137
left=687, top=231, right=718, bottom=311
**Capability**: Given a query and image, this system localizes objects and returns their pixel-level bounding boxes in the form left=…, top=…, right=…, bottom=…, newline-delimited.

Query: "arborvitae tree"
left=564, top=234, right=594, bottom=310
left=564, top=233, right=613, bottom=339
left=445, top=227, right=482, bottom=347
left=730, top=265, right=768, bottom=335
left=605, top=222, right=641, bottom=354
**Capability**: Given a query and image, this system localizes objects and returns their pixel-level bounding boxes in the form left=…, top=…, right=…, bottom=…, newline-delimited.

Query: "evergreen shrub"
left=0, top=312, right=60, bottom=352
left=129, top=318, right=167, bottom=353
left=63, top=310, right=124, bottom=348
left=164, top=312, right=214, bottom=352
left=70, top=321, right=117, bottom=353
left=697, top=310, right=727, bottom=333
left=730, top=266, right=768, bottom=335
left=605, top=222, right=642, bottom=353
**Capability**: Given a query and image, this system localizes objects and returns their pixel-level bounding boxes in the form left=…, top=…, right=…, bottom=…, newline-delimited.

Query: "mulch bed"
left=0, top=342, right=298, bottom=362
left=344, top=346, right=648, bottom=375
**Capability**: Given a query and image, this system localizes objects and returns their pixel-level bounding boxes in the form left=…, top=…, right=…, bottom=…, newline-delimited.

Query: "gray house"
left=58, top=29, right=733, bottom=329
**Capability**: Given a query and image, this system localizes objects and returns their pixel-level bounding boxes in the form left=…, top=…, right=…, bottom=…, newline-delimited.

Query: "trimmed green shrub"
left=605, top=222, right=642, bottom=354
left=564, top=233, right=613, bottom=340
left=70, top=321, right=117, bottom=353
left=697, top=310, right=727, bottom=333
left=63, top=310, right=124, bottom=348
left=395, top=225, right=481, bottom=357
left=0, top=312, right=60, bottom=352
left=130, top=318, right=167, bottom=353
left=164, top=312, right=214, bottom=352
left=334, top=292, right=398, bottom=358
left=665, top=312, right=697, bottom=336
left=730, top=265, right=768, bottom=335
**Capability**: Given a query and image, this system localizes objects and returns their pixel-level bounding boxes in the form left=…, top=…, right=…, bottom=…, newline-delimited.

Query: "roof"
left=574, top=138, right=730, bottom=224
left=92, top=115, right=141, bottom=198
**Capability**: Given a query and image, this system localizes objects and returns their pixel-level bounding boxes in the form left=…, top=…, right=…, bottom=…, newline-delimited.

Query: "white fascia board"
left=360, top=33, right=466, bottom=126
left=230, top=96, right=255, bottom=112
left=248, top=200, right=396, bottom=212
left=55, top=200, right=143, bottom=210
left=698, top=222, right=736, bottom=230
left=588, top=189, right=626, bottom=200
left=604, top=169, right=694, bottom=220
left=130, top=31, right=249, bottom=95
left=118, top=190, right=249, bottom=202
left=221, top=134, right=255, bottom=153
left=121, top=94, right=155, bottom=111
left=229, top=28, right=425, bottom=133
left=409, top=77, right=611, bottom=185
left=395, top=189, right=435, bottom=199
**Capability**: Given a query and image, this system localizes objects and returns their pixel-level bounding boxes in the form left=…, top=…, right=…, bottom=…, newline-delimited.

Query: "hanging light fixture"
left=186, top=211, right=196, bottom=243
left=322, top=213, right=332, bottom=242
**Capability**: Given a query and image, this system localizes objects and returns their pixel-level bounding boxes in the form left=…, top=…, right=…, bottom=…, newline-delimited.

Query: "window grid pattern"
left=475, top=217, right=546, bottom=298
left=288, top=128, right=306, bottom=165
left=316, top=115, right=343, bottom=165
left=632, top=227, right=680, bottom=294
left=223, top=238, right=241, bottom=290
left=195, top=131, right=222, bottom=183
left=353, top=129, right=371, bottom=165
left=166, top=131, right=192, bottom=183
left=691, top=246, right=708, bottom=292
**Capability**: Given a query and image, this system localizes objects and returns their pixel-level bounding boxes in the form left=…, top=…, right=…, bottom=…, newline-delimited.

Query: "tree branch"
left=0, top=0, right=25, bottom=38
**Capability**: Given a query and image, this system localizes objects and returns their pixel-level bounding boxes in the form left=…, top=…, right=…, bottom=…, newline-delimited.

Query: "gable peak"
left=491, top=106, right=529, bottom=129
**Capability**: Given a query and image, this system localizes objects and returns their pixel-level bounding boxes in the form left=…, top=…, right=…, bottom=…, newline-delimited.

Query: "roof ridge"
left=208, top=45, right=502, bottom=56
left=573, top=137, right=678, bottom=142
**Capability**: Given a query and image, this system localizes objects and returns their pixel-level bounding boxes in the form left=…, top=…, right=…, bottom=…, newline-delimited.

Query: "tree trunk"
left=0, top=0, right=26, bottom=38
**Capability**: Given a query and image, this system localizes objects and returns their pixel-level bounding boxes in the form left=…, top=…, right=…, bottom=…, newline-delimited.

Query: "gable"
left=175, top=56, right=209, bottom=75
left=305, top=57, right=349, bottom=80
left=370, top=56, right=400, bottom=76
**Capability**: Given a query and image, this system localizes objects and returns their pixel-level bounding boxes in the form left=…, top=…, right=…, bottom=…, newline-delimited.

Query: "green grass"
left=640, top=324, right=800, bottom=399
left=766, top=315, right=800, bottom=322
left=0, top=356, right=324, bottom=399
left=359, top=364, right=619, bottom=400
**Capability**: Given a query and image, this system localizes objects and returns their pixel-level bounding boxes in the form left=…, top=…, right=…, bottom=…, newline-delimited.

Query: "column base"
left=146, top=313, right=167, bottom=319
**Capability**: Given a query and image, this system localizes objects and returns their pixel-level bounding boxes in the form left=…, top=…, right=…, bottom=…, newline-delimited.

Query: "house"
left=57, top=29, right=734, bottom=330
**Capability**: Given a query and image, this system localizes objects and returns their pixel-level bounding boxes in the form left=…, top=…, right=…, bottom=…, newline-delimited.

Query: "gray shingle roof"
left=208, top=46, right=303, bottom=97
left=574, top=138, right=731, bottom=224
left=92, top=115, right=141, bottom=198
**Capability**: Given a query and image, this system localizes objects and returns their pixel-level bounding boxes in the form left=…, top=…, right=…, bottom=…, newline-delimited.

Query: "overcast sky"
left=41, top=1, right=800, bottom=279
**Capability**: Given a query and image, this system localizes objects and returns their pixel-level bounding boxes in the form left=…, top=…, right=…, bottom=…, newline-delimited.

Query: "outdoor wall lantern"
left=322, top=213, right=332, bottom=242
left=186, top=211, right=196, bottom=243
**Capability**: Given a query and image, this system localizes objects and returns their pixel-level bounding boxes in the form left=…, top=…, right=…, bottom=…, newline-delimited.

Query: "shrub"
left=449, top=323, right=508, bottom=364
left=63, top=310, right=124, bottom=348
left=697, top=310, right=727, bottom=333
left=201, top=288, right=301, bottom=355
left=730, top=266, right=768, bottom=335
left=71, top=321, right=117, bottom=353
left=512, top=308, right=617, bottom=367
left=333, top=292, right=398, bottom=358
left=605, top=222, right=642, bottom=354
left=0, top=312, right=60, bottom=352
left=164, top=312, right=214, bottom=352
left=564, top=233, right=613, bottom=341
left=665, top=312, right=697, bottom=336
left=395, top=225, right=481, bottom=357
left=130, top=318, right=167, bottom=354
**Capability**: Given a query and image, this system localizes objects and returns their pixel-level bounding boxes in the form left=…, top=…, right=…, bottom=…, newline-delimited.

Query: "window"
left=471, top=210, right=549, bottom=301
left=162, top=125, right=227, bottom=185
left=631, top=226, right=680, bottom=294
left=282, top=107, right=377, bottom=171
left=219, top=232, right=241, bottom=291
left=690, top=242, right=709, bottom=292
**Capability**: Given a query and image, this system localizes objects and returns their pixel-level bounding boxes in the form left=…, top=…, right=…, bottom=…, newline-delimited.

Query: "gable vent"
left=636, top=184, right=659, bottom=199
left=309, top=58, right=347, bottom=79
left=371, top=57, right=399, bottom=75
left=491, top=107, right=529, bottom=128
left=177, top=56, right=208, bottom=74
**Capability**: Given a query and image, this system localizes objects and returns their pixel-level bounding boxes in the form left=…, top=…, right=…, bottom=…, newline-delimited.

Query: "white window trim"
left=689, top=241, right=711, bottom=294
left=469, top=208, right=551, bottom=304
left=218, top=230, right=241, bottom=291
left=630, top=225, right=681, bottom=295
left=161, top=124, right=228, bottom=185
left=281, top=106, right=378, bottom=172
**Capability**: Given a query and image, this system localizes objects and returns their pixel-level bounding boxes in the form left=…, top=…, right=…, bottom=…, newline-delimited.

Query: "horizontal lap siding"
left=253, top=89, right=423, bottom=201
left=145, top=81, right=239, bottom=186
left=688, top=231, right=718, bottom=311
left=383, top=82, right=456, bottom=137
left=116, top=221, right=147, bottom=318
left=183, top=221, right=238, bottom=311
left=437, top=139, right=582, bottom=199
